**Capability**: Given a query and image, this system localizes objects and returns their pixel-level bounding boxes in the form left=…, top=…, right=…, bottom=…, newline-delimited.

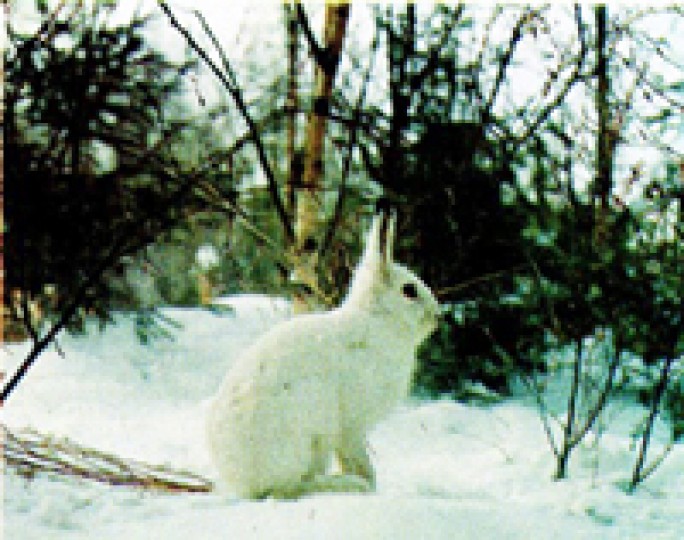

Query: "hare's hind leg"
left=267, top=437, right=374, bottom=499
left=266, top=434, right=331, bottom=499
left=269, top=436, right=374, bottom=497
left=301, top=435, right=373, bottom=494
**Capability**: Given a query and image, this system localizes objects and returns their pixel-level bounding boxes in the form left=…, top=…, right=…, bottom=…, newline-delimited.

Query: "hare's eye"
left=402, top=283, right=418, bottom=300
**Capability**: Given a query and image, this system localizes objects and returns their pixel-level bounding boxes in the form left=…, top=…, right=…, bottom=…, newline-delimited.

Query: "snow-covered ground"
left=2, top=295, right=682, bottom=539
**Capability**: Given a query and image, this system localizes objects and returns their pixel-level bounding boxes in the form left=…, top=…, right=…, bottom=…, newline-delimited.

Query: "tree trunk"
left=385, top=4, right=415, bottom=189
left=594, top=5, right=616, bottom=247
left=292, top=3, right=350, bottom=312
left=595, top=4, right=611, bottom=209
left=285, top=2, right=300, bottom=216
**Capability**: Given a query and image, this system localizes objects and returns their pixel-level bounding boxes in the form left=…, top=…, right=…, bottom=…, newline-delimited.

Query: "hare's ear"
left=363, top=213, right=382, bottom=257
left=360, top=211, right=396, bottom=281
left=380, top=210, right=396, bottom=267
left=359, top=213, right=385, bottom=277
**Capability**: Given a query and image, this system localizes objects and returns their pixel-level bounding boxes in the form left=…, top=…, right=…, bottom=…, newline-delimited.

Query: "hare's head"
left=343, top=211, right=440, bottom=345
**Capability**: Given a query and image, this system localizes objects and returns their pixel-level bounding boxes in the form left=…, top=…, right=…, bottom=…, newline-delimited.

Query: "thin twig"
left=521, top=373, right=560, bottom=457
left=190, top=9, right=238, bottom=88
left=569, top=347, right=622, bottom=448
left=630, top=440, right=675, bottom=487
left=628, top=356, right=675, bottom=492
left=435, top=264, right=526, bottom=299
left=408, top=5, right=464, bottom=91
left=157, top=1, right=293, bottom=242
left=320, top=26, right=380, bottom=255
left=484, top=7, right=539, bottom=114
left=518, top=4, right=588, bottom=143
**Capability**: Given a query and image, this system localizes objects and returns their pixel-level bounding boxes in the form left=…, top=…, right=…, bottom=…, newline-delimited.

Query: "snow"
left=2, top=295, right=683, bottom=539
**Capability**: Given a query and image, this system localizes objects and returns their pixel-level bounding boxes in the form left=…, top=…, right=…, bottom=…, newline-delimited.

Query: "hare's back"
left=217, top=310, right=344, bottom=394
left=209, top=312, right=343, bottom=447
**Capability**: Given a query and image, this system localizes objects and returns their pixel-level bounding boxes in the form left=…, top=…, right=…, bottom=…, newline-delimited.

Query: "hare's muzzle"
left=422, top=306, right=440, bottom=333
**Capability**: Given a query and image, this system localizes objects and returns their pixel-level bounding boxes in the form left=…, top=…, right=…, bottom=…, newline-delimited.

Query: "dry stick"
left=628, top=356, right=675, bottom=493
left=157, top=1, right=293, bottom=242
left=4, top=425, right=213, bottom=493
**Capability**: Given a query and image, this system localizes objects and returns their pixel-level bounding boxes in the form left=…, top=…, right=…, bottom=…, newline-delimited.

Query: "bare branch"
left=554, top=338, right=583, bottom=480
left=474, top=5, right=505, bottom=95
left=321, top=27, right=380, bottom=256
left=628, top=356, right=676, bottom=492
left=630, top=440, right=675, bottom=487
left=295, top=3, right=331, bottom=73
left=435, top=264, right=527, bottom=299
left=158, top=1, right=294, bottom=242
left=568, top=348, right=622, bottom=448
left=1, top=233, right=131, bottom=404
left=483, top=7, right=537, bottom=115
left=518, top=4, right=589, bottom=143
left=521, top=374, right=561, bottom=458
left=190, top=9, right=239, bottom=88
left=408, top=5, right=464, bottom=91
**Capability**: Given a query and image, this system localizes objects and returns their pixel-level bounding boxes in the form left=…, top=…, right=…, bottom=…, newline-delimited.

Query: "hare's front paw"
left=306, top=474, right=374, bottom=495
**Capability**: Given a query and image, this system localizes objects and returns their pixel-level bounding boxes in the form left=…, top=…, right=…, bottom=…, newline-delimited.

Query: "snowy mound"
left=2, top=296, right=682, bottom=539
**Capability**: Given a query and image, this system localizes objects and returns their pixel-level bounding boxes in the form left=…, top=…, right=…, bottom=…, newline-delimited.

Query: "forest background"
left=2, top=0, right=683, bottom=490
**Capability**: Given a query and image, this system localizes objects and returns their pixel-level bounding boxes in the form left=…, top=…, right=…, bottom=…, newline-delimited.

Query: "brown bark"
left=285, top=2, right=300, bottom=216
left=292, top=3, right=350, bottom=312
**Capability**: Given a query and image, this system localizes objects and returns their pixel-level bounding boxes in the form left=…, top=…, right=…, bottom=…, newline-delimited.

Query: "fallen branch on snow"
left=2, top=425, right=214, bottom=494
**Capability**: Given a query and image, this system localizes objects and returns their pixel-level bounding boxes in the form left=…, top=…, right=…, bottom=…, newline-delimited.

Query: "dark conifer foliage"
left=4, top=6, right=198, bottom=332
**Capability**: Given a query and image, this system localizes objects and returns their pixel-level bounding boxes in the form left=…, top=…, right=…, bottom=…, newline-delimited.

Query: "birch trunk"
left=292, top=3, right=350, bottom=312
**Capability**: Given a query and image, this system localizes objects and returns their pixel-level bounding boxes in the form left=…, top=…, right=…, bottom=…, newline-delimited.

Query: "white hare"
left=206, top=211, right=439, bottom=499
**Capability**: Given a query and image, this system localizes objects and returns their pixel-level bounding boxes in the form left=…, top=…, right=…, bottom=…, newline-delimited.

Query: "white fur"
left=206, top=213, right=440, bottom=499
